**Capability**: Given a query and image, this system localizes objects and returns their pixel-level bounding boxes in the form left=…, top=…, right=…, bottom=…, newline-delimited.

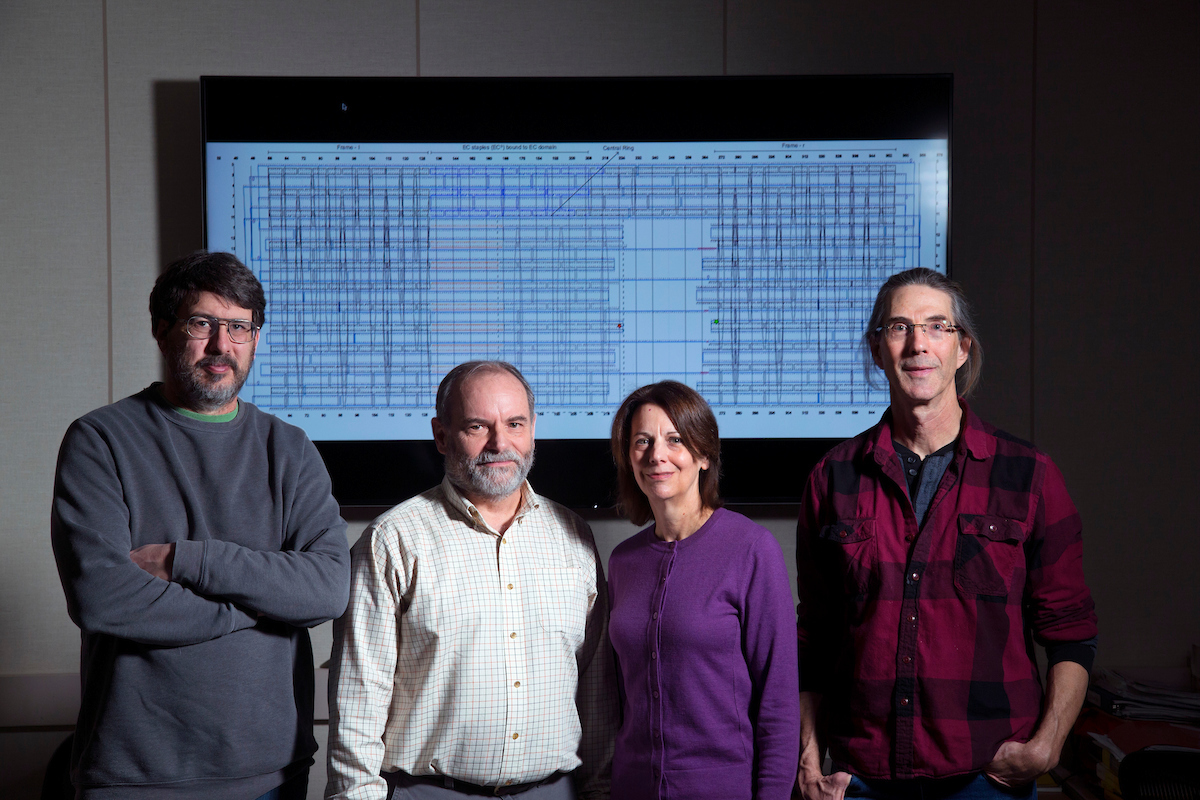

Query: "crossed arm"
left=52, top=419, right=349, bottom=647
left=129, top=543, right=174, bottom=580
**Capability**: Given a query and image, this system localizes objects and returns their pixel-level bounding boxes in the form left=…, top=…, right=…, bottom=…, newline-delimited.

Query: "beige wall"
left=1, top=0, right=1197, bottom=796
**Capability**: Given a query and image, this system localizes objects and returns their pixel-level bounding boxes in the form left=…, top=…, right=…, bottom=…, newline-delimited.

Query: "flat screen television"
left=201, top=75, right=951, bottom=507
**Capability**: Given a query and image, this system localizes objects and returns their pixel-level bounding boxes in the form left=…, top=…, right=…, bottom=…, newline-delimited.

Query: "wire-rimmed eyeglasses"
left=875, top=320, right=960, bottom=343
left=182, top=315, right=259, bottom=344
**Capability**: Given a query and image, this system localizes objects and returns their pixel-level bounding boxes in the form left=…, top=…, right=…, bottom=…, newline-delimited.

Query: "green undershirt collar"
left=172, top=402, right=239, bottom=423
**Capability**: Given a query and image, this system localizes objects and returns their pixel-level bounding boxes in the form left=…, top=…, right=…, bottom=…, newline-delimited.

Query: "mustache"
left=196, top=355, right=238, bottom=371
left=474, top=450, right=521, bottom=466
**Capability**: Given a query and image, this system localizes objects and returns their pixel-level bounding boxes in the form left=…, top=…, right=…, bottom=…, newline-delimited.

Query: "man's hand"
left=983, top=738, right=1053, bottom=787
left=797, top=770, right=852, bottom=800
left=985, top=659, right=1088, bottom=787
left=798, top=691, right=852, bottom=800
left=130, top=543, right=175, bottom=581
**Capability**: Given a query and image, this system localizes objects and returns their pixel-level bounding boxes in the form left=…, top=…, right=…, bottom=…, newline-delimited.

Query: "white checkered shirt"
left=326, top=477, right=617, bottom=800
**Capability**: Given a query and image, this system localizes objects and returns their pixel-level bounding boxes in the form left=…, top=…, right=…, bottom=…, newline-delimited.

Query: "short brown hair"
left=863, top=267, right=984, bottom=397
left=610, top=381, right=722, bottom=526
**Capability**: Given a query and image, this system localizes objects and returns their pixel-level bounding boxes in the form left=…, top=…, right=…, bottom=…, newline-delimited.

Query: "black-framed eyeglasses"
left=875, top=320, right=960, bottom=342
left=182, top=315, right=259, bottom=344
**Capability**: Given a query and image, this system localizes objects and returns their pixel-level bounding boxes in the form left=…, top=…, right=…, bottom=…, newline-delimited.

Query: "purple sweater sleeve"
left=742, top=527, right=802, bottom=799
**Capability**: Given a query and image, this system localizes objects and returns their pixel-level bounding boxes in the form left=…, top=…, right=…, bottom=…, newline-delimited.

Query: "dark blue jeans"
left=844, top=772, right=1036, bottom=800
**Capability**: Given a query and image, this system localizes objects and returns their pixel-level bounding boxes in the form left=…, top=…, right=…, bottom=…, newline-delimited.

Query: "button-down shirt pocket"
left=818, top=519, right=877, bottom=600
left=954, top=515, right=1028, bottom=597
left=532, top=566, right=588, bottom=652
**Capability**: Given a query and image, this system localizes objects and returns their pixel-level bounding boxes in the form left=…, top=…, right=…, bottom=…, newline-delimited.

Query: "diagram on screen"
left=206, top=139, right=947, bottom=439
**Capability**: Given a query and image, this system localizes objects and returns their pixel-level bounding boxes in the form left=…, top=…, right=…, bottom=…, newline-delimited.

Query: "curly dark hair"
left=149, top=251, right=266, bottom=336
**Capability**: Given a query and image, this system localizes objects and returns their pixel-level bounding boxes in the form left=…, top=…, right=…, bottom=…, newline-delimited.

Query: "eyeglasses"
left=875, top=320, right=960, bottom=342
left=182, top=315, right=259, bottom=344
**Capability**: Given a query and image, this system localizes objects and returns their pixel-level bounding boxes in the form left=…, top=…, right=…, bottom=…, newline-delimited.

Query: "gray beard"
left=445, top=446, right=535, bottom=502
left=170, top=349, right=252, bottom=412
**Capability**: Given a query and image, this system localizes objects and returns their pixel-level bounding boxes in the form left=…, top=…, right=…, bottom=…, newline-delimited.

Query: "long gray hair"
left=863, top=268, right=983, bottom=397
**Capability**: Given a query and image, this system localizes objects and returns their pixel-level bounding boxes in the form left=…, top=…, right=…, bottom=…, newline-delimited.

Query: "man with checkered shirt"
left=796, top=269, right=1097, bottom=800
left=326, top=361, right=618, bottom=800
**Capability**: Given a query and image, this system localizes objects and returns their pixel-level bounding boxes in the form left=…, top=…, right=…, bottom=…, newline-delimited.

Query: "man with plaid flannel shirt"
left=326, top=361, right=618, bottom=800
left=796, top=269, right=1097, bottom=800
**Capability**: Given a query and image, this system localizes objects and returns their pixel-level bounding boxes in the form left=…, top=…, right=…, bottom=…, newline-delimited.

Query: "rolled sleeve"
left=1025, top=459, right=1098, bottom=646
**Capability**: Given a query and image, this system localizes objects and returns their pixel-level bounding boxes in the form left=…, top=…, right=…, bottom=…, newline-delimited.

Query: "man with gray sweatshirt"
left=52, top=251, right=350, bottom=800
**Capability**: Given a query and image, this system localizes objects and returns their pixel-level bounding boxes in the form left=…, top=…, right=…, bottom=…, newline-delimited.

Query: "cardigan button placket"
left=648, top=543, right=679, bottom=798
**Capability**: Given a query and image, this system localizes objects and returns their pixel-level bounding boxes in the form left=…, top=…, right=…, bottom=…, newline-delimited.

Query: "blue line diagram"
left=206, top=140, right=947, bottom=439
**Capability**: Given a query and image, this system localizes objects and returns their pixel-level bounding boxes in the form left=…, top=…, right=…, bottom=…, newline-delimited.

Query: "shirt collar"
left=865, top=397, right=993, bottom=466
left=439, top=474, right=540, bottom=535
left=958, top=399, right=993, bottom=461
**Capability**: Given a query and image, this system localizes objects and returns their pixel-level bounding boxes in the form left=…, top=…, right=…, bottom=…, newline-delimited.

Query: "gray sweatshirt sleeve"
left=171, top=436, right=350, bottom=627
left=52, top=419, right=260, bottom=646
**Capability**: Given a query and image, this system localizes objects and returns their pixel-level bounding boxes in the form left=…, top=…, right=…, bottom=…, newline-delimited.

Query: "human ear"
left=956, top=336, right=971, bottom=369
left=154, top=320, right=171, bottom=355
left=431, top=417, right=448, bottom=455
left=870, top=336, right=885, bottom=370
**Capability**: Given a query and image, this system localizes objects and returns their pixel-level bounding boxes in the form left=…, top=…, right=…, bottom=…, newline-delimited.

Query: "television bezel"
left=200, top=74, right=952, bottom=508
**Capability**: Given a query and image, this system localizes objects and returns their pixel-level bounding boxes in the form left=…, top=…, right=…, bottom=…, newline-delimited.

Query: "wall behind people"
left=0, top=1, right=1196, bottom=794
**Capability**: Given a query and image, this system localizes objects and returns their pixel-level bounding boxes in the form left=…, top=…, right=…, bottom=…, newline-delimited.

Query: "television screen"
left=202, top=76, right=951, bottom=505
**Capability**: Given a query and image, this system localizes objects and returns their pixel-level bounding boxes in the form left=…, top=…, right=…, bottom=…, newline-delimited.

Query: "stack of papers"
left=1088, top=669, right=1200, bottom=723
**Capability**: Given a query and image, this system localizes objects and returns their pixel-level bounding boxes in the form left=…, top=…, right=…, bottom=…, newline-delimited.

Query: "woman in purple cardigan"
left=607, top=381, right=800, bottom=800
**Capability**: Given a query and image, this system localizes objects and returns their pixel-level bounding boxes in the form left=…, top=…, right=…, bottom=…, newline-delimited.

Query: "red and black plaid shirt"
left=796, top=401, right=1097, bottom=779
